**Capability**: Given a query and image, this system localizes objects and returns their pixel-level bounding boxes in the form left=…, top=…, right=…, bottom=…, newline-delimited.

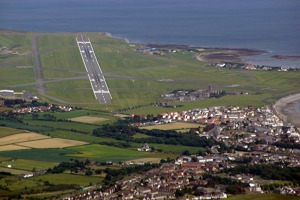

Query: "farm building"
left=0, top=90, right=15, bottom=97
left=137, top=143, right=151, bottom=151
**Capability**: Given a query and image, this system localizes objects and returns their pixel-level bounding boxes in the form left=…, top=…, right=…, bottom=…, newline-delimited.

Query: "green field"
left=46, top=130, right=119, bottom=144
left=67, top=144, right=151, bottom=162
left=148, top=144, right=204, bottom=154
left=32, top=173, right=103, bottom=186
left=0, top=120, right=53, bottom=133
left=0, top=148, right=78, bottom=162
left=0, top=159, right=57, bottom=171
left=0, top=166, right=31, bottom=175
left=24, top=119, right=98, bottom=133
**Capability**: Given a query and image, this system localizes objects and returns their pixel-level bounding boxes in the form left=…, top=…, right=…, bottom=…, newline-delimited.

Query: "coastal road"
left=76, top=34, right=112, bottom=104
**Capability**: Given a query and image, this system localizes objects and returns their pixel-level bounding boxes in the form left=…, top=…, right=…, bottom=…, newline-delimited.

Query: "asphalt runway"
left=76, top=34, right=112, bottom=104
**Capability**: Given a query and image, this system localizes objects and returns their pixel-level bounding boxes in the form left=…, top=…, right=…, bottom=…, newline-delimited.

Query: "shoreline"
left=1, top=28, right=299, bottom=67
left=273, top=94, right=300, bottom=129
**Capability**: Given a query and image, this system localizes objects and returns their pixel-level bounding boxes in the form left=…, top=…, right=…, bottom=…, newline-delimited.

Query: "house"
left=246, top=64, right=257, bottom=70
left=137, top=143, right=151, bottom=151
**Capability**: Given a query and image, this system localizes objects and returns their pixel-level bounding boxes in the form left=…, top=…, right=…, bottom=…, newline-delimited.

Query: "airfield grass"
left=92, top=44, right=169, bottom=72
left=3, top=54, right=33, bottom=66
left=107, top=78, right=188, bottom=108
left=44, top=80, right=98, bottom=104
left=33, top=173, right=103, bottom=186
left=43, top=69, right=86, bottom=79
left=0, top=159, right=57, bottom=171
left=227, top=193, right=300, bottom=200
left=1, top=32, right=300, bottom=113
left=0, top=66, right=34, bottom=88
left=0, top=33, right=31, bottom=62
left=23, top=109, right=112, bottom=120
left=41, top=47, right=84, bottom=71
left=121, top=93, right=270, bottom=115
left=0, top=127, right=26, bottom=138
left=67, top=144, right=150, bottom=162
left=37, top=33, right=78, bottom=52
left=0, top=32, right=31, bottom=49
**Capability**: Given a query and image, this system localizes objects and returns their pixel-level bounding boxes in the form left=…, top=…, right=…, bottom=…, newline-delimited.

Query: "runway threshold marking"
left=76, top=35, right=112, bottom=103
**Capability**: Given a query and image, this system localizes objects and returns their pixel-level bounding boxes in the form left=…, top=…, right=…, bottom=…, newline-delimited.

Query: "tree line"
left=93, top=123, right=228, bottom=150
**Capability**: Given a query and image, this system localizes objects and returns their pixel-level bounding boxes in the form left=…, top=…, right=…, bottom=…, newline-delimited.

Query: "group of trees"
left=224, top=164, right=300, bottom=184
left=102, top=163, right=160, bottom=188
left=31, top=113, right=57, bottom=121
left=3, top=99, right=26, bottom=107
left=93, top=123, right=228, bottom=150
left=47, top=159, right=89, bottom=174
left=274, top=141, right=300, bottom=149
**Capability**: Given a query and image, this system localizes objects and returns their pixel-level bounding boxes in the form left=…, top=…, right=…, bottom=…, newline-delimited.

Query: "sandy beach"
left=274, top=93, right=300, bottom=128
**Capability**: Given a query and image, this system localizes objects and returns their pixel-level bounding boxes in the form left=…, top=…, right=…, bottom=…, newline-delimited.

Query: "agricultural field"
left=32, top=173, right=103, bottom=186
left=69, top=116, right=109, bottom=124
left=16, top=138, right=87, bottom=149
left=24, top=120, right=98, bottom=133
left=67, top=144, right=153, bottom=162
left=141, top=122, right=203, bottom=131
left=0, top=144, right=30, bottom=152
left=45, top=130, right=118, bottom=144
left=0, top=166, right=31, bottom=175
left=0, top=148, right=78, bottom=162
left=0, top=159, right=57, bottom=171
left=0, top=132, right=50, bottom=146
left=0, top=126, right=26, bottom=137
left=0, top=120, right=53, bottom=132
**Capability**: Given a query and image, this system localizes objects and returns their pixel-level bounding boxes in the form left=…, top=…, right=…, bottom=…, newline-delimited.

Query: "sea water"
left=0, top=0, right=299, bottom=67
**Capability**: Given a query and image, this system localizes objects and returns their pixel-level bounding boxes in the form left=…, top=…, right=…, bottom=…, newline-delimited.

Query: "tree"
left=32, top=113, right=39, bottom=120
left=182, top=150, right=191, bottom=156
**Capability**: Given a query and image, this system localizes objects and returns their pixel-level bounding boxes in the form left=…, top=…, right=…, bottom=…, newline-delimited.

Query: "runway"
left=76, top=34, right=112, bottom=104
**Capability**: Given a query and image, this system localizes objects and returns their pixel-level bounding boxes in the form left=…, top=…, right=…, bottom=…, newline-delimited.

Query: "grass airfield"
left=1, top=31, right=299, bottom=113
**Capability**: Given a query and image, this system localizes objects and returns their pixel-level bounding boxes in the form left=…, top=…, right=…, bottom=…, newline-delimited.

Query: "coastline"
left=273, top=94, right=300, bottom=129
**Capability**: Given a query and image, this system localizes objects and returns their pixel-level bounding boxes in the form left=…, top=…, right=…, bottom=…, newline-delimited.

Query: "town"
left=64, top=104, right=300, bottom=199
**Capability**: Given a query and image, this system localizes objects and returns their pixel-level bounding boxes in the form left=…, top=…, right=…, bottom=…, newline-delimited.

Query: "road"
left=76, top=34, right=112, bottom=104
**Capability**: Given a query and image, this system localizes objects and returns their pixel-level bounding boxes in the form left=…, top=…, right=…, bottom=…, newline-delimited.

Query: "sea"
left=0, top=0, right=300, bottom=68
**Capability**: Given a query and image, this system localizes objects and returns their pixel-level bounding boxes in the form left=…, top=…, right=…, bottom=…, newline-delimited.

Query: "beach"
left=274, top=94, right=300, bottom=128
